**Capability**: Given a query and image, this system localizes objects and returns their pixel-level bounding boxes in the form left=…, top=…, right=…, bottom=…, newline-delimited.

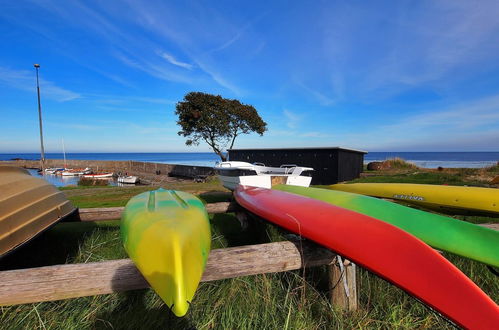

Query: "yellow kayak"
left=328, top=183, right=499, bottom=216
left=120, top=189, right=211, bottom=317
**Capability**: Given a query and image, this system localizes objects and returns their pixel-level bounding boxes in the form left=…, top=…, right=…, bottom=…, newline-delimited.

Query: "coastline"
left=1, top=151, right=498, bottom=169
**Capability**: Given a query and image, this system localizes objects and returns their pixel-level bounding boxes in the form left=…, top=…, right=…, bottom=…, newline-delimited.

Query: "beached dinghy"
left=215, top=161, right=313, bottom=190
left=234, top=186, right=499, bottom=329
left=274, top=185, right=499, bottom=267
left=0, top=166, right=76, bottom=257
left=120, top=189, right=211, bottom=317
left=328, top=183, right=499, bottom=216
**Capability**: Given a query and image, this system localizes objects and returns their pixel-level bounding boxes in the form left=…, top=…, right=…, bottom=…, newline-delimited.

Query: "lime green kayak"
left=120, top=189, right=211, bottom=317
left=274, top=185, right=499, bottom=267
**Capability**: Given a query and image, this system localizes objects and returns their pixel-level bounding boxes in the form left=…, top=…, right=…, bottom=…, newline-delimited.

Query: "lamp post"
left=34, top=64, right=45, bottom=171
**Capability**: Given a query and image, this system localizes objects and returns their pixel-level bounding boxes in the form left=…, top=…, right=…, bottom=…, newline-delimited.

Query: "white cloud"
left=157, top=51, right=193, bottom=70
left=0, top=66, right=80, bottom=102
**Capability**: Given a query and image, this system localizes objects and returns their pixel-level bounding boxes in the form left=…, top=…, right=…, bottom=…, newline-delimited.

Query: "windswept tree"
left=175, top=92, right=267, bottom=161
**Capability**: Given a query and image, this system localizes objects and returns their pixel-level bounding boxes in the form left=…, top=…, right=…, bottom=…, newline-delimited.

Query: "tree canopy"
left=175, top=92, right=267, bottom=161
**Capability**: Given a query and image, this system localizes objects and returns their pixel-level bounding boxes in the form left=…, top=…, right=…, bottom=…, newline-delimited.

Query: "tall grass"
left=382, top=157, right=418, bottom=170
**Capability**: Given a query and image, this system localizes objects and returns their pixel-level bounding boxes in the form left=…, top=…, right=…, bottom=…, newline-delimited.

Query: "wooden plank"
left=77, top=202, right=241, bottom=221
left=0, top=241, right=335, bottom=306
left=77, top=207, right=124, bottom=221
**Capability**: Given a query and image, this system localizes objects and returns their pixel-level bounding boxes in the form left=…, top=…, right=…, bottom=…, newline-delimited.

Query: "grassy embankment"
left=1, top=160, right=498, bottom=329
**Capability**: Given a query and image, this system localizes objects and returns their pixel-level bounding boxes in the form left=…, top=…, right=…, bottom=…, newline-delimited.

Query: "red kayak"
left=235, top=186, right=499, bottom=329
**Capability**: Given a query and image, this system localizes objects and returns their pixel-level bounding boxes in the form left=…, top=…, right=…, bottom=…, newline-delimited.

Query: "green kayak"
left=274, top=185, right=499, bottom=268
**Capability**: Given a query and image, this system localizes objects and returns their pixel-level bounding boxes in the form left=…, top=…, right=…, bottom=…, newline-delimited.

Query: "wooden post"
left=235, top=211, right=249, bottom=230
left=328, top=256, right=358, bottom=311
left=0, top=241, right=335, bottom=306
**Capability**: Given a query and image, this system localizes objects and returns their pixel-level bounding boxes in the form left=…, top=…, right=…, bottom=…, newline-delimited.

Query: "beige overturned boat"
left=0, top=166, right=76, bottom=257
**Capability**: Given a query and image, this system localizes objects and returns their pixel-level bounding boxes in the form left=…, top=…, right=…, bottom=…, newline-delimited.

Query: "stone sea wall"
left=0, top=159, right=214, bottom=179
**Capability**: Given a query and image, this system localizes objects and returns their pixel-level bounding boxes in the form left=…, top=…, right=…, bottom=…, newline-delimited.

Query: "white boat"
left=82, top=172, right=114, bottom=179
left=117, top=176, right=139, bottom=184
left=214, top=161, right=313, bottom=191
left=44, top=168, right=64, bottom=174
left=61, top=167, right=92, bottom=176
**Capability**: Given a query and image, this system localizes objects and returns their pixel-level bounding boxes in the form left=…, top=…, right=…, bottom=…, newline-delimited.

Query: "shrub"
left=78, top=178, right=110, bottom=186
left=381, top=158, right=418, bottom=170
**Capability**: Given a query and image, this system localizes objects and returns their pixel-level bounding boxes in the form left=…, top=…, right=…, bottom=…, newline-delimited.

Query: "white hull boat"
left=82, top=173, right=114, bottom=179
left=61, top=167, right=92, bottom=176
left=44, top=168, right=64, bottom=174
left=117, top=176, right=138, bottom=184
left=215, top=161, right=313, bottom=191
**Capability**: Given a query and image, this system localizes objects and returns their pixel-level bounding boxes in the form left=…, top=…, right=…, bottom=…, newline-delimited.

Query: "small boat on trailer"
left=214, top=161, right=313, bottom=191
left=118, top=175, right=139, bottom=184
left=0, top=166, right=76, bottom=257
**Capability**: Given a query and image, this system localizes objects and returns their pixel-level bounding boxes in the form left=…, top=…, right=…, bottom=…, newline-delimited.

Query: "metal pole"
left=34, top=64, right=45, bottom=171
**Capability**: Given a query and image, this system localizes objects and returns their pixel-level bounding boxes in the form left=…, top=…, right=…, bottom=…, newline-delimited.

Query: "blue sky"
left=1, top=0, right=499, bottom=153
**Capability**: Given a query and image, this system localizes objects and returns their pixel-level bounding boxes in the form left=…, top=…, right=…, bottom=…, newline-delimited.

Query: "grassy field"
left=1, top=165, right=498, bottom=329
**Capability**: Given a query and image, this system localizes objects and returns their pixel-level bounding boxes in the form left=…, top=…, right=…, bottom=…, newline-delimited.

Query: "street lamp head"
left=34, top=64, right=40, bottom=68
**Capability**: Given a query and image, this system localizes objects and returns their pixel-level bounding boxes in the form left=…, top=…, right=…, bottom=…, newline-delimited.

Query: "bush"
left=78, top=178, right=110, bottom=186
left=376, top=158, right=418, bottom=170
left=484, top=163, right=499, bottom=173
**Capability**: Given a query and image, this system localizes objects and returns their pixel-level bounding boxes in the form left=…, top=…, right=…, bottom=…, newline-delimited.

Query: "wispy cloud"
left=157, top=51, right=193, bottom=70
left=114, top=51, right=195, bottom=84
left=210, top=11, right=269, bottom=53
left=383, top=94, right=499, bottom=132
left=337, top=94, right=499, bottom=151
left=283, top=109, right=302, bottom=129
left=318, top=1, right=499, bottom=100
left=299, top=132, right=334, bottom=138
left=87, top=94, right=175, bottom=105
left=119, top=1, right=246, bottom=95
left=295, top=80, right=335, bottom=106
left=191, top=58, right=243, bottom=95
left=0, top=66, right=80, bottom=102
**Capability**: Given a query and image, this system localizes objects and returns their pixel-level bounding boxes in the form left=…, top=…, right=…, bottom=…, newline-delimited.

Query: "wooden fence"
left=0, top=203, right=358, bottom=311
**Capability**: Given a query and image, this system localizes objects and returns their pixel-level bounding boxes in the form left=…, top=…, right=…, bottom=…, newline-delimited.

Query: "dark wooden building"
left=228, top=147, right=367, bottom=185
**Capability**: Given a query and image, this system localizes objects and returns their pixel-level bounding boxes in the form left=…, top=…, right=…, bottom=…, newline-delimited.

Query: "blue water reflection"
left=27, top=169, right=118, bottom=187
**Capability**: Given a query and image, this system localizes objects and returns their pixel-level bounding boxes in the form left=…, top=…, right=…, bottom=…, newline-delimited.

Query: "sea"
left=1, top=151, right=498, bottom=169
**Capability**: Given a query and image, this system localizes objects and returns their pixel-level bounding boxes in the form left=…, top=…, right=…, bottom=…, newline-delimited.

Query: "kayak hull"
left=234, top=186, right=499, bottom=329
left=0, top=166, right=76, bottom=257
left=274, top=184, right=499, bottom=267
left=121, top=189, right=211, bottom=317
left=329, top=183, right=499, bottom=216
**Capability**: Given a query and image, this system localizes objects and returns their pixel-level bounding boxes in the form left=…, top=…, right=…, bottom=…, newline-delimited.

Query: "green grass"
left=347, top=171, right=489, bottom=186
left=1, top=177, right=498, bottom=329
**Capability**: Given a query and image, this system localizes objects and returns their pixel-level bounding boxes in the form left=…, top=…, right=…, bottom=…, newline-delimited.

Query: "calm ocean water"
left=0, top=152, right=221, bottom=167
left=364, top=152, right=499, bottom=168
left=1, top=151, right=498, bottom=168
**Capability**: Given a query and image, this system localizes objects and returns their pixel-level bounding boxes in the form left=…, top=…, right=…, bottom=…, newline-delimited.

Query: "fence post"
left=329, top=256, right=358, bottom=311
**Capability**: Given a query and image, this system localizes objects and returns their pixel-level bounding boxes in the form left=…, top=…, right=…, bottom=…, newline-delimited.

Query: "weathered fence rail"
left=76, top=202, right=240, bottom=221
left=75, top=206, right=499, bottom=232
left=0, top=241, right=337, bottom=306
